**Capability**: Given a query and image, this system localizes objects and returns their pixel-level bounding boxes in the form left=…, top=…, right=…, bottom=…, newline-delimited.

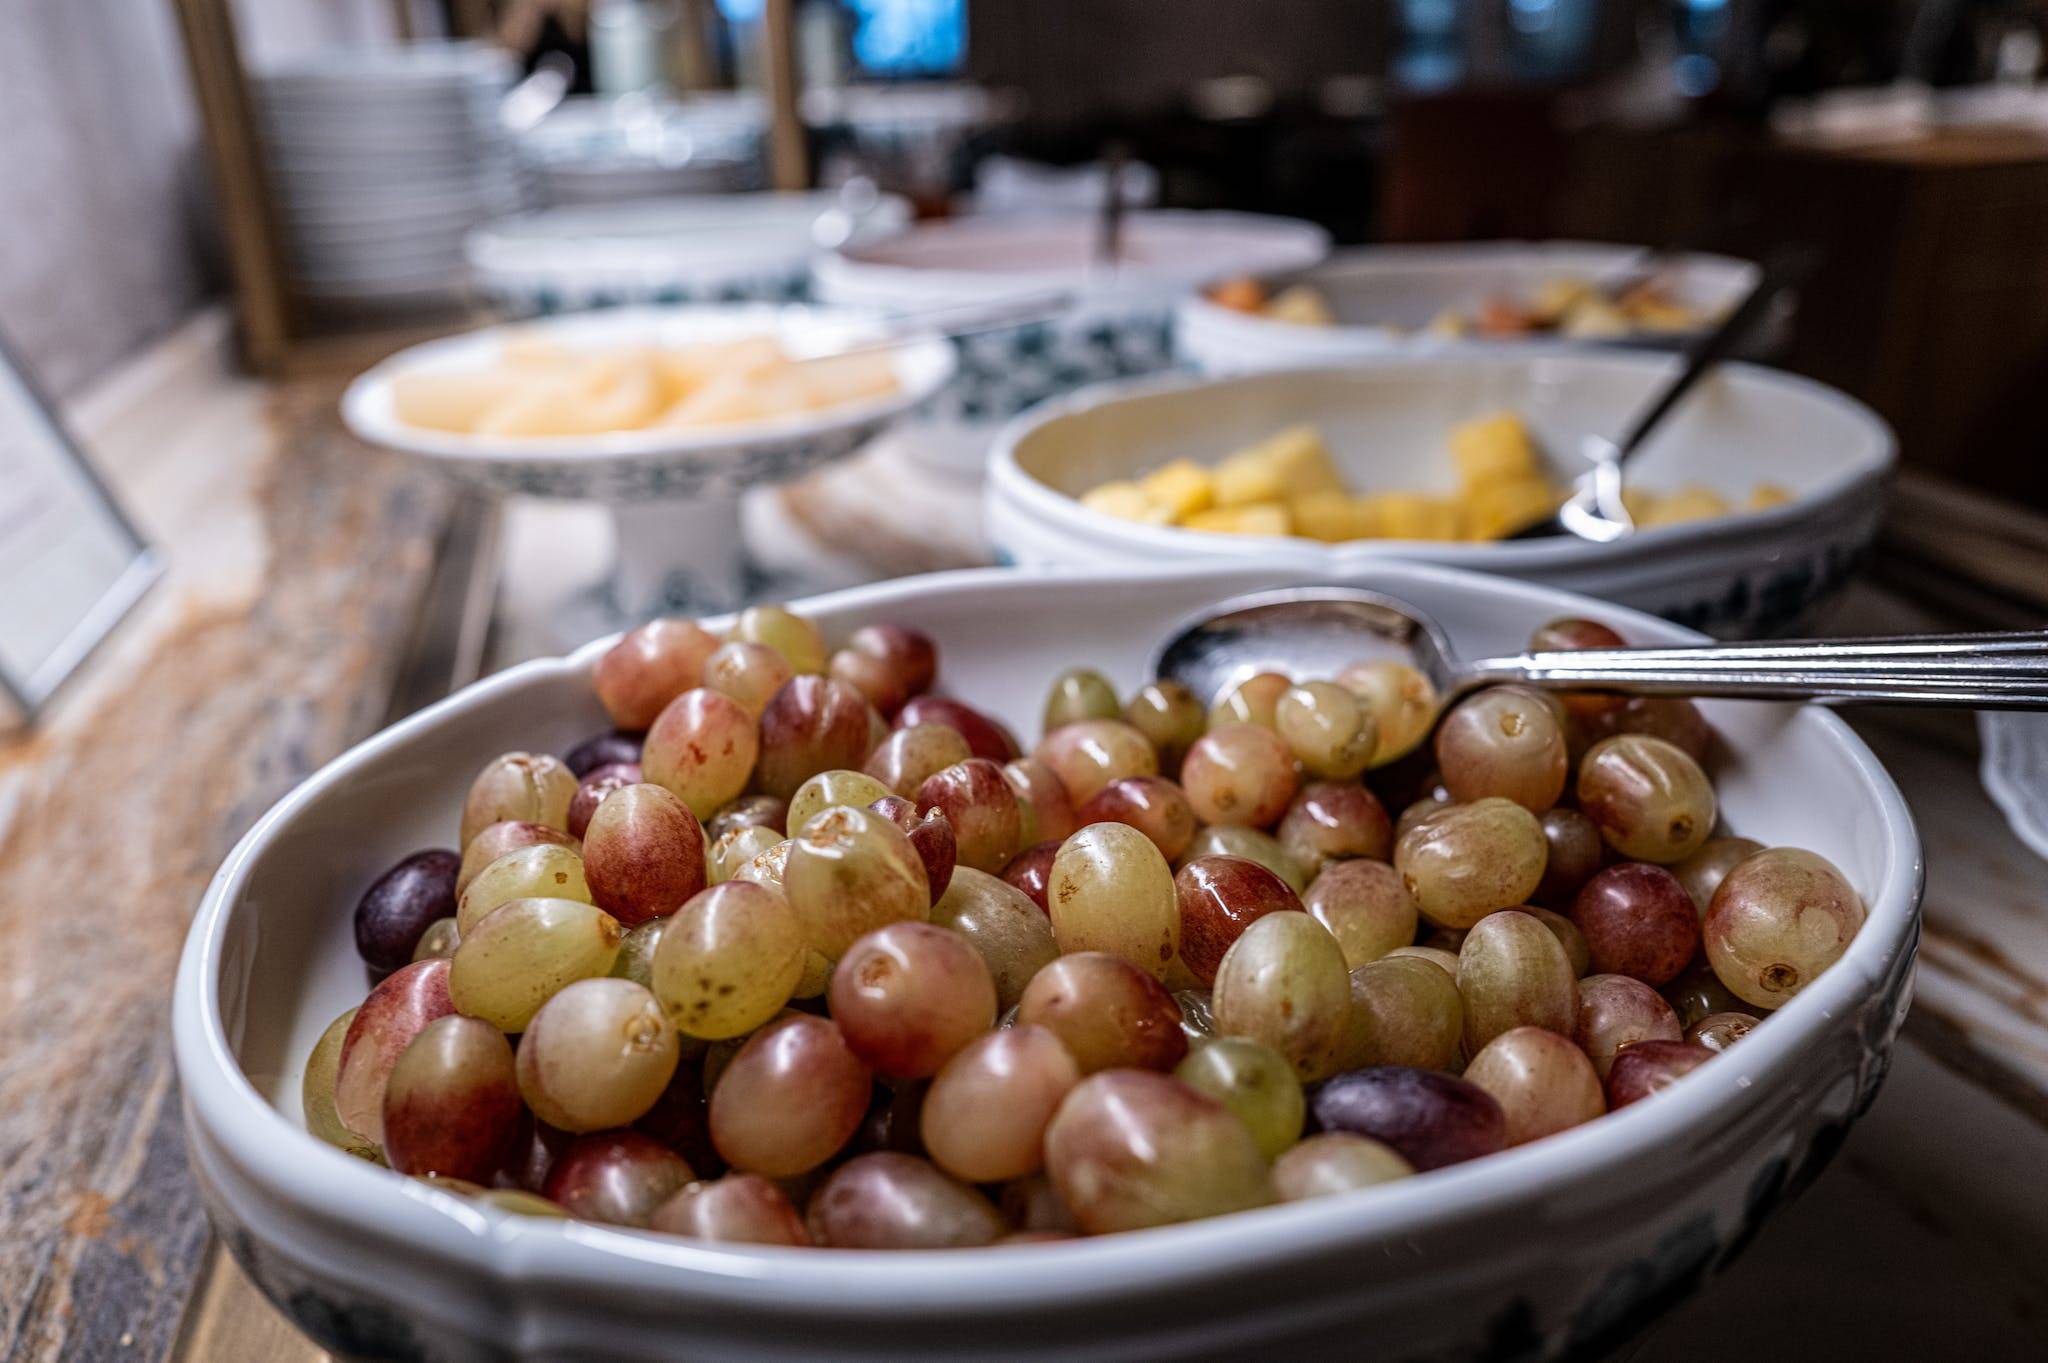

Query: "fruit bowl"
left=172, top=560, right=1918, bottom=1362
left=987, top=353, right=1893, bottom=637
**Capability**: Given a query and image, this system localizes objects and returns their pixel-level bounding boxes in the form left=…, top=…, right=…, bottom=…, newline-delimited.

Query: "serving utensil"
left=1517, top=249, right=1811, bottom=543
left=1153, top=586, right=2048, bottom=710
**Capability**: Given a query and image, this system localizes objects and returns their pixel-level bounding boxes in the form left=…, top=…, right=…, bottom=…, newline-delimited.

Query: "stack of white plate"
left=518, top=95, right=764, bottom=207
left=257, top=42, right=526, bottom=310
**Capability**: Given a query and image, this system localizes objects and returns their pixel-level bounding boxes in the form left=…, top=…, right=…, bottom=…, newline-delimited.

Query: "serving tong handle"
left=1467, top=630, right=2048, bottom=708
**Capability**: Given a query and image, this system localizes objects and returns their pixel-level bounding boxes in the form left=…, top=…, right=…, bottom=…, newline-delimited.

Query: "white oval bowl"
left=812, top=210, right=1330, bottom=473
left=988, top=353, right=1893, bottom=637
left=340, top=304, right=954, bottom=503
left=174, top=560, right=1919, bottom=1363
left=1177, top=241, right=1781, bottom=375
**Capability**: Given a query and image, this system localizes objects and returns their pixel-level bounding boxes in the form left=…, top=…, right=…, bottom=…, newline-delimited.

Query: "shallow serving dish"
left=342, top=304, right=953, bottom=618
left=988, top=353, right=1893, bottom=638
left=1177, top=241, right=1782, bottom=376
left=174, top=560, right=1919, bottom=1363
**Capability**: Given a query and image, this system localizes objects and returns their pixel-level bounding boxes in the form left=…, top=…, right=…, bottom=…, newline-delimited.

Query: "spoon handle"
left=1467, top=631, right=2048, bottom=709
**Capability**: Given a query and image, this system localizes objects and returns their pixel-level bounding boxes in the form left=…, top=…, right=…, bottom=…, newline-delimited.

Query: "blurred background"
left=10, top=0, right=2048, bottom=500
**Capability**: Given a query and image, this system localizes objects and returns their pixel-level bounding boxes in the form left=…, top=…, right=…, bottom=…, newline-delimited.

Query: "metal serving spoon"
left=1151, top=587, right=2048, bottom=711
left=1516, top=248, right=1811, bottom=543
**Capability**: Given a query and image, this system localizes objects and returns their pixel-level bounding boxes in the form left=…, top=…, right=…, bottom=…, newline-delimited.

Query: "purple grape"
left=1309, top=1067, right=1506, bottom=1171
left=564, top=730, right=645, bottom=778
left=354, top=849, right=460, bottom=971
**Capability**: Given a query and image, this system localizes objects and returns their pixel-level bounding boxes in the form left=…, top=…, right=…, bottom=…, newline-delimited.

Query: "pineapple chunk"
left=1449, top=413, right=1541, bottom=491
left=1365, top=493, right=1465, bottom=542
left=1638, top=486, right=1732, bottom=528
left=1215, top=424, right=1347, bottom=507
left=1183, top=502, right=1292, bottom=537
left=1264, top=285, right=1336, bottom=327
left=1559, top=297, right=1631, bottom=339
left=1747, top=482, right=1795, bottom=511
left=1291, top=493, right=1381, bottom=543
left=1529, top=277, right=1595, bottom=326
left=1141, top=459, right=1217, bottom=521
left=1081, top=481, right=1171, bottom=525
left=1466, top=476, right=1563, bottom=540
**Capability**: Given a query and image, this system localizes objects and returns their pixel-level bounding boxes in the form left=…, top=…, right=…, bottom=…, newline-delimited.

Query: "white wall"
left=0, top=0, right=399, bottom=397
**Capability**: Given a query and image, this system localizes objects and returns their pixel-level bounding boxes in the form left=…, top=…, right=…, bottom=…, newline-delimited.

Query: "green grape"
left=1345, top=956, right=1463, bottom=1071
left=701, top=639, right=794, bottom=719
left=1042, top=667, right=1122, bottom=732
left=459, top=752, right=576, bottom=850
left=1181, top=723, right=1300, bottom=828
left=1704, top=846, right=1865, bottom=1009
left=1523, top=904, right=1592, bottom=977
left=1382, top=944, right=1461, bottom=976
left=1457, top=909, right=1579, bottom=1054
left=1394, top=797, right=1547, bottom=929
left=930, top=868, right=1059, bottom=1010
left=1211, top=911, right=1352, bottom=1081
left=609, top=917, right=666, bottom=989
left=1034, top=719, right=1159, bottom=804
left=411, top=917, right=460, bottom=963
left=1577, top=734, right=1717, bottom=864
left=1334, top=660, right=1439, bottom=765
left=475, top=1189, right=567, bottom=1218
left=1271, top=1132, right=1413, bottom=1201
left=709, top=824, right=782, bottom=883
left=729, top=603, right=827, bottom=674
left=455, top=821, right=578, bottom=898
left=1123, top=680, right=1205, bottom=774
left=1046, top=821, right=1180, bottom=979
left=456, top=843, right=591, bottom=934
left=787, top=769, right=894, bottom=836
left=1174, top=1037, right=1305, bottom=1159
left=303, top=1008, right=379, bottom=1160
left=1688, top=1010, right=1761, bottom=1052
left=733, top=837, right=793, bottom=892
left=783, top=805, right=929, bottom=960
left=516, top=978, right=680, bottom=1132
left=1304, top=859, right=1417, bottom=968
left=652, top=882, right=805, bottom=1039
left=1207, top=671, right=1290, bottom=730
left=650, top=1173, right=810, bottom=1246
left=1180, top=824, right=1309, bottom=893
left=448, top=897, right=622, bottom=1032
left=1043, top=1071, right=1272, bottom=1234
left=1276, top=681, right=1377, bottom=780
left=1673, top=836, right=1765, bottom=915
left=1462, top=1025, right=1605, bottom=1146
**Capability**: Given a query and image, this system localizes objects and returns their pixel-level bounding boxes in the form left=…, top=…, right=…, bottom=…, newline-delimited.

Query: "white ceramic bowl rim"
left=340, top=305, right=957, bottom=463
left=174, top=560, right=1920, bottom=1316
left=989, top=349, right=1896, bottom=570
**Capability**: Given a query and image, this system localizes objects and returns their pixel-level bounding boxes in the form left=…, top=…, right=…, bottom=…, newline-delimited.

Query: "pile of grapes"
left=304, top=606, right=1867, bottom=1247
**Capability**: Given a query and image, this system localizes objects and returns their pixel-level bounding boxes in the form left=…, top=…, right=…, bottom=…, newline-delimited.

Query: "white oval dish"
left=1177, top=241, right=1780, bottom=375
left=812, top=210, right=1330, bottom=474
left=174, top=560, right=1919, bottom=1363
left=987, top=352, right=1893, bottom=637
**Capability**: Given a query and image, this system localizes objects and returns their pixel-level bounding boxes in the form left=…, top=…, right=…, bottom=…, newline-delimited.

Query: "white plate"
left=174, top=559, right=1920, bottom=1363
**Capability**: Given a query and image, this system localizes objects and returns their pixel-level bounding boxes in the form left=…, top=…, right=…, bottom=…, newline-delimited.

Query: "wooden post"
left=763, top=0, right=809, bottom=190
left=170, top=0, right=298, bottom=373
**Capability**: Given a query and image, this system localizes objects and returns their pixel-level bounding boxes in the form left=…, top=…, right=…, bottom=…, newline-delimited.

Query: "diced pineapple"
left=1291, top=493, right=1381, bottom=543
left=1637, top=485, right=1732, bottom=528
left=1213, top=450, right=1289, bottom=508
left=1559, top=297, right=1631, bottom=339
left=1263, top=285, right=1336, bottom=327
left=1215, top=425, right=1347, bottom=509
left=1620, top=486, right=1658, bottom=525
left=1081, top=481, right=1171, bottom=525
left=1365, top=492, right=1465, bottom=541
left=1141, top=459, right=1217, bottom=521
left=1183, top=502, right=1292, bottom=537
left=1466, top=476, right=1563, bottom=540
left=1425, top=310, right=1470, bottom=338
left=1449, top=413, right=1541, bottom=491
left=1626, top=298, right=1702, bottom=334
left=1747, top=482, right=1795, bottom=511
left=1529, top=277, right=1595, bottom=326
